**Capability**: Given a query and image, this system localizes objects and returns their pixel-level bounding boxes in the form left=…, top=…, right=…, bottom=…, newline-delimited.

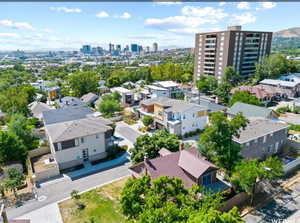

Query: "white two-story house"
left=138, top=97, right=208, bottom=136
left=45, top=116, right=113, bottom=170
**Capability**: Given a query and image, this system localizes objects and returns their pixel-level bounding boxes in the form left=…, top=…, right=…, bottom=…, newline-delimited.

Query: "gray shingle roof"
left=29, top=102, right=52, bottom=119
left=141, top=97, right=206, bottom=113
left=46, top=117, right=112, bottom=143
left=80, top=93, right=99, bottom=104
left=42, top=106, right=93, bottom=125
left=227, top=102, right=273, bottom=118
left=234, top=118, right=288, bottom=144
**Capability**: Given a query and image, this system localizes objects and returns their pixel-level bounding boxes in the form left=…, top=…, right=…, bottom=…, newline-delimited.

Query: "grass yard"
left=58, top=177, right=129, bottom=223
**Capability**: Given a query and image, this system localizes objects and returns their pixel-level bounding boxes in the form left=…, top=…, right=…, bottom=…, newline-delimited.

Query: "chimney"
left=144, top=152, right=149, bottom=162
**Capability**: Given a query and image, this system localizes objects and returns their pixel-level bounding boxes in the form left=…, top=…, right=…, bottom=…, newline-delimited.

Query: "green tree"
left=0, top=131, right=27, bottom=165
left=188, top=207, right=244, bottom=223
left=231, top=157, right=283, bottom=205
left=68, top=71, right=99, bottom=97
left=142, top=115, right=154, bottom=127
left=197, top=75, right=218, bottom=94
left=0, top=86, right=30, bottom=115
left=222, top=66, right=240, bottom=86
left=98, top=92, right=122, bottom=117
left=229, top=91, right=262, bottom=107
left=121, top=175, right=226, bottom=222
left=199, top=111, right=248, bottom=175
left=4, top=167, right=25, bottom=198
left=130, top=129, right=180, bottom=164
left=7, top=113, right=39, bottom=150
left=214, top=82, right=232, bottom=104
left=254, top=54, right=295, bottom=82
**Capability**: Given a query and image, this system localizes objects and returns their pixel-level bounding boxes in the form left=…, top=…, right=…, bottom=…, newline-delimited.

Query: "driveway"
left=115, top=121, right=141, bottom=144
left=244, top=181, right=300, bottom=223
left=6, top=164, right=130, bottom=220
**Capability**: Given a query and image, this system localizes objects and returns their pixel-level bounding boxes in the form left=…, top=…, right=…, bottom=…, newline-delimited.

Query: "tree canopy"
left=196, top=75, right=218, bottom=94
left=229, top=91, right=262, bottom=107
left=120, top=175, right=228, bottom=223
left=68, top=71, right=99, bottom=97
left=98, top=92, right=122, bottom=117
left=199, top=111, right=248, bottom=175
left=130, top=129, right=180, bottom=164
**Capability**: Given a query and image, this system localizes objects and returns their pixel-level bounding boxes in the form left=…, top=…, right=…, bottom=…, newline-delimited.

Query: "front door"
left=82, top=148, right=89, bottom=161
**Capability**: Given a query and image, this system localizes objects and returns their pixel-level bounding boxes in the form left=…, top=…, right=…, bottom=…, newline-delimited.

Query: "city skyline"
left=0, top=2, right=299, bottom=51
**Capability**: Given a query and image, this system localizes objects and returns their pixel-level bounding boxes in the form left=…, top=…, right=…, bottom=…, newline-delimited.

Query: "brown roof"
left=142, top=147, right=217, bottom=188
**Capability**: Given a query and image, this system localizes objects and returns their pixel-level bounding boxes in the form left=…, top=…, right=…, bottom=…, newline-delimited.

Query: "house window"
left=81, top=137, right=85, bottom=144
left=197, top=111, right=207, bottom=117
left=57, top=143, right=62, bottom=150
left=96, top=134, right=99, bottom=139
left=75, top=139, right=79, bottom=146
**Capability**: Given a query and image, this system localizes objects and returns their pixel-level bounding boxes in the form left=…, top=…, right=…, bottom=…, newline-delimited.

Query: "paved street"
left=244, top=181, right=300, bottom=223
left=115, top=121, right=141, bottom=144
left=6, top=164, right=130, bottom=221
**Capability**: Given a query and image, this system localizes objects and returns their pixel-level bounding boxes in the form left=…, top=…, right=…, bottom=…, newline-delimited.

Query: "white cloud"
left=237, top=2, right=250, bottom=10
left=0, top=19, right=34, bottom=30
left=145, top=6, right=228, bottom=34
left=219, top=2, right=226, bottom=7
left=261, top=2, right=277, bottom=9
left=119, top=12, right=131, bottom=19
left=256, top=2, right=277, bottom=11
left=49, top=7, right=81, bottom=13
left=181, top=6, right=228, bottom=19
left=231, top=13, right=256, bottom=25
left=154, top=1, right=182, bottom=6
left=0, top=33, right=19, bottom=38
left=96, top=11, right=109, bottom=18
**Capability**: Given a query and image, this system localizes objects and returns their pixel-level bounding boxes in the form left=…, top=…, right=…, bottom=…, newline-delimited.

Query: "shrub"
left=123, top=117, right=137, bottom=125
left=142, top=115, right=153, bottom=127
left=276, top=106, right=291, bottom=114
left=71, top=190, right=80, bottom=200
left=289, top=124, right=300, bottom=132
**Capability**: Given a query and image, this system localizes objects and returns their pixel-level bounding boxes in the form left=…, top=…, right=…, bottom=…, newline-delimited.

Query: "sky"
left=0, top=1, right=299, bottom=51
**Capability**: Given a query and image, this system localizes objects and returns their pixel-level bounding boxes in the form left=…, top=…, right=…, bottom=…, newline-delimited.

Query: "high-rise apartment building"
left=131, top=44, right=138, bottom=53
left=81, top=45, right=92, bottom=55
left=194, top=26, right=272, bottom=82
left=109, top=43, right=115, bottom=53
left=153, top=42, right=158, bottom=52
left=116, top=44, right=121, bottom=52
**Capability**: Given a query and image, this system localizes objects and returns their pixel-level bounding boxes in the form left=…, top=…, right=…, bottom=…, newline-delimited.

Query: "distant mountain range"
left=273, top=27, right=300, bottom=50
left=274, top=27, right=300, bottom=38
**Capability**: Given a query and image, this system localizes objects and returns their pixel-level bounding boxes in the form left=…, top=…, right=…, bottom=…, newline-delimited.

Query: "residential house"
left=45, top=117, right=113, bottom=170
left=28, top=101, right=53, bottom=120
left=152, top=81, right=180, bottom=98
left=138, top=97, right=208, bottom=136
left=42, top=106, right=93, bottom=125
left=130, top=147, right=228, bottom=191
left=234, top=118, right=288, bottom=160
left=111, top=87, right=134, bottom=105
left=230, top=85, right=274, bottom=104
left=145, top=84, right=169, bottom=98
left=227, top=102, right=278, bottom=119
left=259, top=78, right=300, bottom=97
left=56, top=96, right=86, bottom=108
left=81, top=93, right=99, bottom=106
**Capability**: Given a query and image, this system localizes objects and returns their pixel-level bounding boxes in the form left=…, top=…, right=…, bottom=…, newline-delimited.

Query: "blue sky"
left=0, top=1, right=299, bottom=51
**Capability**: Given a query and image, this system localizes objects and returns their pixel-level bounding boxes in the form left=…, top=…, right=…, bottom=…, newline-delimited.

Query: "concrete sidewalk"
left=17, top=203, right=63, bottom=223
left=65, top=152, right=129, bottom=180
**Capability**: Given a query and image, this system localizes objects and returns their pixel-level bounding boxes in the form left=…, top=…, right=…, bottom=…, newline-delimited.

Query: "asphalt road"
left=6, top=164, right=130, bottom=220
left=116, top=122, right=141, bottom=144
left=244, top=182, right=300, bottom=223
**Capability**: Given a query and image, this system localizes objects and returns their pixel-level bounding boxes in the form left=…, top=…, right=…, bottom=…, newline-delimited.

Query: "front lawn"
left=59, top=177, right=129, bottom=223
